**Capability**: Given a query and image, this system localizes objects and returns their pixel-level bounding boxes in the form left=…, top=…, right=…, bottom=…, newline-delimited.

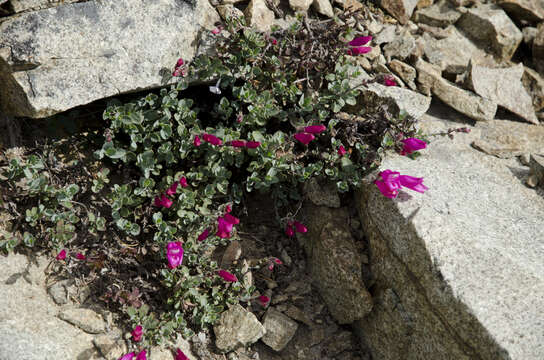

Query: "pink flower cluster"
left=56, top=250, right=86, bottom=261
left=118, top=350, right=147, bottom=360
left=172, top=58, right=187, bottom=77
left=294, top=125, right=326, bottom=145
left=383, top=75, right=397, bottom=87
left=267, top=257, right=282, bottom=271
left=400, top=138, right=427, bottom=156
left=166, top=241, right=184, bottom=269
left=346, top=36, right=372, bottom=56
left=154, top=177, right=189, bottom=209
left=217, top=213, right=240, bottom=238
left=285, top=221, right=307, bottom=237
left=194, top=133, right=261, bottom=149
left=374, top=170, right=428, bottom=198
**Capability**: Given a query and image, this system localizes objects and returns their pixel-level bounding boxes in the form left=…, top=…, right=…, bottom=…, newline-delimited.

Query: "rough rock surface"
left=301, top=205, right=372, bottom=324
left=0, top=254, right=102, bottom=359
left=533, top=24, right=544, bottom=75
left=379, top=0, right=419, bottom=24
left=522, top=66, right=544, bottom=111
left=416, top=59, right=497, bottom=121
left=527, top=154, right=544, bottom=187
left=467, top=63, right=538, bottom=124
left=303, top=178, right=341, bottom=208
left=216, top=4, right=244, bottom=21
left=456, top=4, right=522, bottom=61
left=0, top=0, right=219, bottom=118
left=383, top=31, right=416, bottom=61
left=289, top=0, right=313, bottom=12
left=214, top=304, right=265, bottom=352
left=245, top=0, right=275, bottom=32
left=498, top=0, right=544, bottom=23
left=389, top=59, right=417, bottom=90
left=58, top=307, right=106, bottom=334
left=8, top=0, right=79, bottom=13
left=261, top=309, right=299, bottom=351
left=359, top=82, right=432, bottom=119
left=312, top=0, right=334, bottom=17
left=356, top=102, right=544, bottom=360
left=413, top=0, right=461, bottom=27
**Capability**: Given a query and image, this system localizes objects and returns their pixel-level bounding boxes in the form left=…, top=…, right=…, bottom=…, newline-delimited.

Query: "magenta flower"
left=304, top=125, right=326, bottom=134
left=273, top=257, right=282, bottom=265
left=384, top=76, right=397, bottom=87
left=166, top=241, right=184, bottom=269
left=400, top=138, right=427, bottom=155
left=154, top=194, right=173, bottom=208
left=285, top=225, right=295, bottom=237
left=374, top=170, right=402, bottom=199
left=229, top=140, right=246, bottom=148
left=216, top=216, right=234, bottom=238
left=347, top=46, right=372, bottom=55
left=218, top=270, right=238, bottom=282
left=211, top=27, right=221, bottom=35
left=131, top=325, right=143, bottom=342
left=245, top=141, right=261, bottom=149
left=399, top=175, right=428, bottom=193
left=194, top=135, right=201, bottom=147
left=338, top=145, right=347, bottom=156
left=76, top=253, right=86, bottom=260
left=270, top=37, right=278, bottom=45
left=294, top=132, right=315, bottom=145
left=349, top=36, right=372, bottom=46
left=175, top=58, right=184, bottom=68
left=166, top=182, right=178, bottom=196
left=56, top=249, right=67, bottom=260
left=268, top=263, right=275, bottom=271
left=224, top=213, right=240, bottom=225
left=202, top=133, right=222, bottom=146
left=135, top=350, right=147, bottom=360
left=172, top=68, right=187, bottom=77
left=119, top=353, right=135, bottom=360
left=197, top=228, right=210, bottom=242
left=293, top=221, right=307, bottom=233
left=175, top=349, right=189, bottom=360
left=225, top=204, right=232, bottom=213
left=179, top=177, right=188, bottom=188
left=259, top=295, right=270, bottom=307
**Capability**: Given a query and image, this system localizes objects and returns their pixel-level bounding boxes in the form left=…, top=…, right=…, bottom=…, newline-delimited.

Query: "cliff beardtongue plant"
left=374, top=170, right=428, bottom=198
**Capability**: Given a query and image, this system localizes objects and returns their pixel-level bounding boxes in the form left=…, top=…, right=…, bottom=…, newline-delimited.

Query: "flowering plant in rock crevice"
left=0, top=11, right=433, bottom=348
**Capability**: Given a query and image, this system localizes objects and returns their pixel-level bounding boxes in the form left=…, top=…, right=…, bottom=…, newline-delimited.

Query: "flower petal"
left=197, top=228, right=210, bottom=242
left=56, top=249, right=67, bottom=260
left=401, top=138, right=427, bottom=155
left=303, top=125, right=326, bottom=134
left=338, top=145, right=347, bottom=156
left=294, top=132, right=315, bottom=145
left=259, top=295, right=270, bottom=307
left=179, top=177, right=189, bottom=188
left=293, top=221, right=307, bottom=233
left=245, top=141, right=261, bottom=149
left=175, top=349, right=189, bottom=360
left=348, top=35, right=372, bottom=46
left=193, top=135, right=201, bottom=147
left=218, top=270, right=238, bottom=282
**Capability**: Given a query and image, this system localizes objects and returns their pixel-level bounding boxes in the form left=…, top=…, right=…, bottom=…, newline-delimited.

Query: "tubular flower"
left=400, top=138, right=427, bottom=155
left=56, top=249, right=67, bottom=260
left=175, top=349, right=189, bottom=360
left=175, top=58, right=184, bottom=67
left=294, top=132, right=315, bottom=145
left=245, top=141, right=261, bottom=149
left=224, top=213, right=240, bottom=225
left=225, top=204, right=232, bottom=213
left=135, top=350, right=147, bottom=360
left=202, top=133, right=222, bottom=146
left=374, top=170, right=428, bottom=198
left=229, top=140, right=246, bottom=148
left=259, top=295, right=270, bottom=307
left=131, top=325, right=143, bottom=342
left=285, top=225, right=295, bottom=237
left=293, top=221, right=307, bottom=233
left=384, top=75, right=397, bottom=87
left=197, top=228, right=210, bottom=242
left=304, top=125, right=326, bottom=134
left=349, top=36, right=372, bottom=46
left=76, top=253, right=86, bottom=260
left=218, top=270, right=238, bottom=282
left=154, top=194, right=173, bottom=208
left=118, top=353, right=135, bottom=360
left=338, top=145, right=347, bottom=156
left=166, top=182, right=178, bottom=196
left=399, top=175, right=429, bottom=193
left=193, top=135, right=201, bottom=147
left=216, top=216, right=234, bottom=238
left=166, top=241, right=184, bottom=269
left=347, top=46, right=372, bottom=55
left=179, top=177, right=188, bottom=188
left=211, top=26, right=222, bottom=35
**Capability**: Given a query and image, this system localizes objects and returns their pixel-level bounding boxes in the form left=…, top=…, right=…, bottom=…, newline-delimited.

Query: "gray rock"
left=289, top=0, right=313, bottom=11
left=356, top=103, right=544, bottom=360
left=498, top=0, right=544, bottom=23
left=47, top=279, right=73, bottom=305
left=533, top=24, right=544, bottom=75
left=244, top=0, right=275, bottom=32
left=324, top=331, right=355, bottom=357
left=413, top=0, right=462, bottom=27
left=415, top=59, right=497, bottom=121
left=312, top=0, right=334, bottom=17
left=527, top=154, right=544, bottom=187
left=221, top=240, right=242, bottom=268
left=378, top=0, right=419, bottom=24
left=389, top=59, right=417, bottom=90
left=457, top=4, right=522, bottom=62
left=522, top=66, right=544, bottom=112
left=471, top=119, right=544, bottom=158
left=374, top=24, right=398, bottom=45
left=58, top=307, right=106, bottom=334
left=284, top=305, right=313, bottom=327
left=383, top=31, right=416, bottom=61
left=216, top=4, right=244, bottom=21
left=214, top=304, right=265, bottom=352
left=0, top=0, right=219, bottom=118
left=261, top=309, right=299, bottom=351
left=520, top=153, right=531, bottom=166
left=92, top=333, right=127, bottom=360
left=301, top=206, right=373, bottom=324
left=467, top=63, right=538, bottom=124
left=0, top=254, right=104, bottom=359
left=304, top=178, right=341, bottom=208
left=8, top=0, right=79, bottom=13
left=523, top=26, right=538, bottom=46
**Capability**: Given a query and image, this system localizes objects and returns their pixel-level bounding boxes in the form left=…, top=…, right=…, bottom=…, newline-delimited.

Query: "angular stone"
left=58, top=307, right=106, bottom=334
left=533, top=24, right=544, bottom=75
left=92, top=334, right=127, bottom=360
left=378, top=0, right=419, bottom=24
left=413, top=0, right=461, bottom=27
left=220, top=240, right=242, bottom=268
left=356, top=104, right=544, bottom=360
left=303, top=178, right=341, bottom=208
left=47, top=279, right=73, bottom=305
left=375, top=24, right=398, bottom=45
left=312, top=0, right=334, bottom=17
left=383, top=31, right=416, bottom=61
left=471, top=119, right=544, bottom=158
left=467, top=63, right=538, bottom=124
left=389, top=59, right=417, bottom=90
left=422, top=26, right=489, bottom=74
left=527, top=154, right=544, bottom=187
left=214, top=304, right=265, bottom=352
left=522, top=66, right=544, bottom=111
left=0, top=0, right=219, bottom=118
left=523, top=26, right=538, bottom=46
left=301, top=206, right=372, bottom=324
left=9, top=0, right=79, bottom=13
left=245, top=0, right=275, bottom=32
left=289, top=0, right=313, bottom=11
left=498, top=0, right=544, bottom=23
left=216, top=4, right=244, bottom=21
left=416, top=0, right=433, bottom=10
left=457, top=4, right=522, bottom=62
left=261, top=309, right=299, bottom=351
left=416, top=59, right=497, bottom=121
